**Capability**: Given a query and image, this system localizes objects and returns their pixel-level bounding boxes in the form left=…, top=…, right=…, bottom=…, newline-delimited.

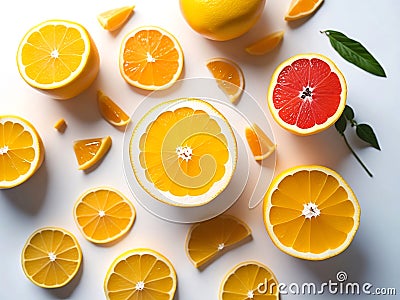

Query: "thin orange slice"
left=245, top=31, right=284, bottom=55
left=97, top=90, right=130, bottom=127
left=245, top=123, right=276, bottom=161
left=0, top=115, right=44, bottom=189
left=73, top=136, right=112, bottom=170
left=186, top=214, right=252, bottom=268
left=104, top=248, right=177, bottom=300
left=285, top=0, right=324, bottom=21
left=263, top=165, right=360, bottom=260
left=53, top=118, right=67, bottom=132
left=119, top=26, right=184, bottom=90
left=206, top=57, right=244, bottom=104
left=97, top=5, right=135, bottom=31
left=21, top=227, right=82, bottom=288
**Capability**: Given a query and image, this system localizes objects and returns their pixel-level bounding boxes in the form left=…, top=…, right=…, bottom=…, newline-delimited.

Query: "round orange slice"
left=73, top=136, right=112, bottom=170
left=97, top=90, right=130, bottom=127
left=245, top=30, right=284, bottom=55
left=263, top=165, right=360, bottom=260
left=245, top=123, right=276, bottom=161
left=285, top=0, right=324, bottom=21
left=97, top=5, right=135, bottom=31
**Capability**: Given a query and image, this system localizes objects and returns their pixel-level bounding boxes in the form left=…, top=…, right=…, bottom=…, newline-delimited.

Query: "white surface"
left=1, top=0, right=399, bottom=299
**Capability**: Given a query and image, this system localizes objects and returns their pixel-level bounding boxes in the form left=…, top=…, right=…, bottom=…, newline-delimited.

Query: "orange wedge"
left=186, top=214, right=252, bottom=268
left=206, top=58, right=244, bottom=104
left=285, top=0, right=324, bottom=21
left=97, top=5, right=135, bottom=31
left=97, top=90, right=130, bottom=127
left=245, top=123, right=276, bottom=161
left=73, top=136, right=112, bottom=170
left=53, top=118, right=67, bottom=132
left=245, top=31, right=284, bottom=55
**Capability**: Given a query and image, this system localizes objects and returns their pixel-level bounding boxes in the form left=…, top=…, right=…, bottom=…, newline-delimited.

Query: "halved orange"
left=97, top=90, right=130, bottom=127
left=263, top=165, right=360, bottom=260
left=0, top=115, right=44, bottom=189
left=119, top=26, right=184, bottom=90
left=285, top=0, right=324, bottom=21
left=73, top=136, right=112, bottom=170
left=245, top=31, right=284, bottom=55
left=21, top=227, right=82, bottom=288
left=104, top=248, right=177, bottom=300
left=16, top=19, right=100, bottom=100
left=206, top=57, right=244, bottom=104
left=97, top=5, right=135, bottom=31
left=245, top=123, right=275, bottom=161
left=74, top=187, right=136, bottom=244
left=185, top=214, right=252, bottom=268
left=267, top=53, right=347, bottom=135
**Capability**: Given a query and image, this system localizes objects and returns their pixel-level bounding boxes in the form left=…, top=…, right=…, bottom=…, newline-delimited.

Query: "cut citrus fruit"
left=285, top=0, right=324, bottom=21
left=219, top=261, right=279, bottom=300
left=132, top=98, right=237, bottom=207
left=206, top=57, right=244, bottom=103
left=0, top=115, right=44, bottom=189
left=119, top=26, right=184, bottom=90
left=53, top=118, right=67, bottom=132
left=73, top=136, right=112, bottom=170
left=16, top=19, right=100, bottom=100
left=21, top=227, right=82, bottom=288
left=245, top=30, right=284, bottom=55
left=97, top=90, right=130, bottom=127
left=245, top=123, right=276, bottom=161
left=74, top=187, right=135, bottom=244
left=104, top=248, right=177, bottom=300
left=263, top=165, right=360, bottom=260
left=97, top=5, right=135, bottom=31
left=267, top=53, right=347, bottom=135
left=186, top=214, right=251, bottom=268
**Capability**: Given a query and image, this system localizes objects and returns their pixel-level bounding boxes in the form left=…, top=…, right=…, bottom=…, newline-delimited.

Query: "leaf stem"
left=341, top=133, right=373, bottom=177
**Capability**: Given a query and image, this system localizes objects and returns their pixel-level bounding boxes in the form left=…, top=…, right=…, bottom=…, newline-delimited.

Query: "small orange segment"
left=97, top=90, right=130, bottom=127
left=73, top=136, right=112, bottom=170
left=245, top=31, right=284, bottom=55
left=53, top=118, right=67, bottom=133
left=285, top=0, right=324, bottom=21
left=245, top=123, right=275, bottom=161
left=97, top=5, right=135, bottom=31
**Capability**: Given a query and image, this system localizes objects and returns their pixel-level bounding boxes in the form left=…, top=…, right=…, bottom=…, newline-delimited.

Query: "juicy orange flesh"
left=139, top=107, right=229, bottom=197
left=98, top=93, right=130, bottom=124
left=75, top=190, right=133, bottom=241
left=73, top=138, right=103, bottom=165
left=122, top=29, right=181, bottom=87
left=269, top=170, right=355, bottom=254
left=207, top=60, right=241, bottom=95
left=22, top=229, right=80, bottom=286
left=288, top=0, right=321, bottom=16
left=0, top=121, right=35, bottom=181
left=245, top=127, right=263, bottom=157
left=106, top=253, right=174, bottom=299
left=272, top=57, right=342, bottom=129
left=21, top=24, right=85, bottom=84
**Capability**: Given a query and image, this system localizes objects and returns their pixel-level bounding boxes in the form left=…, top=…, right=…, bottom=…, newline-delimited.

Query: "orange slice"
left=73, top=136, right=112, bottom=170
left=245, top=31, right=284, bottom=55
left=97, top=5, right=135, bottom=31
left=73, top=187, right=136, bottom=244
left=21, top=227, right=82, bottom=288
left=245, top=123, right=276, bottom=161
left=119, top=26, right=184, bottom=90
left=0, top=115, right=44, bottom=189
left=16, top=19, right=99, bottom=100
left=285, top=0, right=324, bottom=21
left=97, top=90, right=130, bottom=127
left=206, top=57, right=244, bottom=103
left=53, top=118, right=67, bottom=132
left=263, top=165, right=360, bottom=260
left=267, top=53, right=347, bottom=135
left=186, top=214, right=251, bottom=268
left=219, top=261, right=279, bottom=300
left=104, top=248, right=177, bottom=300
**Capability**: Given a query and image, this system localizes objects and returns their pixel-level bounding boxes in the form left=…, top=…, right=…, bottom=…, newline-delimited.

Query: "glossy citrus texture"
left=245, top=31, right=284, bottom=55
left=285, top=0, right=324, bottom=21
left=267, top=53, right=347, bottom=135
left=180, top=0, right=266, bottom=41
left=119, top=26, right=184, bottom=90
left=53, top=118, right=67, bottom=132
left=97, top=90, right=130, bottom=127
left=104, top=248, right=177, bottom=300
left=263, top=165, right=360, bottom=260
left=74, top=187, right=136, bottom=244
left=21, top=227, right=82, bottom=288
left=0, top=116, right=44, bottom=189
left=206, top=58, right=244, bottom=103
left=17, top=20, right=99, bottom=100
left=219, top=261, right=279, bottom=300
left=245, top=123, right=276, bottom=161
left=73, top=136, right=112, bottom=170
left=186, top=215, right=251, bottom=268
left=97, top=5, right=135, bottom=31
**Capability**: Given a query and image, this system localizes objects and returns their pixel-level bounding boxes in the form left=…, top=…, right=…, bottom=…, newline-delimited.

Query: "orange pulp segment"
left=53, top=118, right=67, bottom=132
left=285, top=0, right=324, bottom=21
left=73, top=136, right=112, bottom=170
left=245, top=30, right=284, bottom=55
left=97, top=5, right=135, bottom=31
left=245, top=123, right=276, bottom=161
left=97, top=90, right=130, bottom=127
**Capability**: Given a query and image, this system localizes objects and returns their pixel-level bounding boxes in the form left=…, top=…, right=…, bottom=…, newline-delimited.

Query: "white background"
left=1, top=0, right=400, bottom=299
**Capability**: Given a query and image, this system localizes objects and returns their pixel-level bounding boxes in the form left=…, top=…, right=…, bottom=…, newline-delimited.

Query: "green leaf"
left=356, top=123, right=381, bottom=150
left=322, top=30, right=386, bottom=77
left=335, top=113, right=347, bottom=134
left=343, top=105, right=355, bottom=121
